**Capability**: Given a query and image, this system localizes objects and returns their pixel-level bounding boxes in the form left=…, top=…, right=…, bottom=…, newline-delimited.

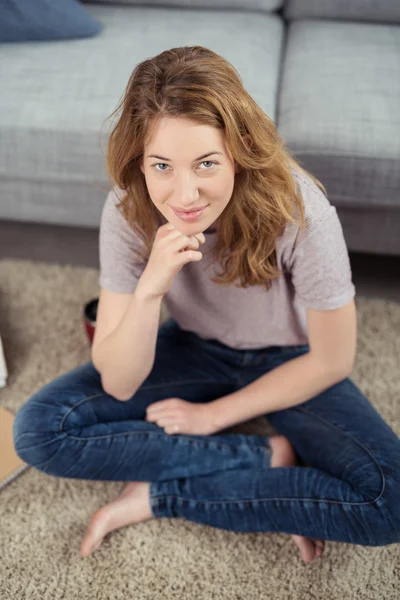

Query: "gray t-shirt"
left=99, top=168, right=356, bottom=350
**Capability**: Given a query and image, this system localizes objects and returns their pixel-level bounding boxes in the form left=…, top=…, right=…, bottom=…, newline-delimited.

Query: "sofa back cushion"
left=283, top=0, right=400, bottom=24
left=83, top=0, right=284, bottom=13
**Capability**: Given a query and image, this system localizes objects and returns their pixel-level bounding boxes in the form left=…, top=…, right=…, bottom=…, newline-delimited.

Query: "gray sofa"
left=1, top=0, right=399, bottom=256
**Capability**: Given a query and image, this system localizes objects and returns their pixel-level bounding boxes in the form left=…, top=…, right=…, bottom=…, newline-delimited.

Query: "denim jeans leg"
left=13, top=319, right=271, bottom=482
left=150, top=348, right=400, bottom=547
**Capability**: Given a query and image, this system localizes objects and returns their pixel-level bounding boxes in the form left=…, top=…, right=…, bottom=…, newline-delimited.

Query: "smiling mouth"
left=171, top=205, right=209, bottom=213
left=171, top=205, right=209, bottom=221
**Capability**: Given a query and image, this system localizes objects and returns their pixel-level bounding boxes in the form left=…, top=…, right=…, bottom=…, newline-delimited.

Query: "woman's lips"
left=171, top=205, right=209, bottom=222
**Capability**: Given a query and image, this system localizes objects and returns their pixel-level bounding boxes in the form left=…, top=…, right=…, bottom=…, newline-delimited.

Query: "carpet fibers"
left=0, top=258, right=399, bottom=600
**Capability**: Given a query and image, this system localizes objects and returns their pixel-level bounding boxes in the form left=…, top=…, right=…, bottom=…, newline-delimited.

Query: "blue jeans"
left=13, top=318, right=400, bottom=546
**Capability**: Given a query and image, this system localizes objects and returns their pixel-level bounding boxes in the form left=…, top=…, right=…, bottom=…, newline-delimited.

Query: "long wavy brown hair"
left=102, top=45, right=327, bottom=290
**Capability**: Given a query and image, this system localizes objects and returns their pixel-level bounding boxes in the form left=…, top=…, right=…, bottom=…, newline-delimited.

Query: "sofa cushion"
left=0, top=4, right=284, bottom=227
left=0, top=0, right=103, bottom=42
left=83, top=0, right=284, bottom=13
left=283, top=0, right=400, bottom=25
left=277, top=20, right=400, bottom=212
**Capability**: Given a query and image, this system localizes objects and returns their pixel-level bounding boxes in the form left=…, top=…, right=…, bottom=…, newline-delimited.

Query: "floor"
left=1, top=222, right=399, bottom=600
left=1, top=219, right=399, bottom=302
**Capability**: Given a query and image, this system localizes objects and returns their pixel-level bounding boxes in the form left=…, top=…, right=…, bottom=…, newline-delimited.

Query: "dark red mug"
left=83, top=297, right=98, bottom=345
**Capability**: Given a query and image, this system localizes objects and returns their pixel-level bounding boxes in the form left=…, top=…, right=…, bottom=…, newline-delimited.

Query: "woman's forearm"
left=93, top=290, right=163, bottom=401
left=209, top=352, right=351, bottom=431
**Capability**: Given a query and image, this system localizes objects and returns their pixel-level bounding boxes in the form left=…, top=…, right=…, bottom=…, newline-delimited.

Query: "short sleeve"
left=289, top=205, right=356, bottom=310
left=98, top=188, right=148, bottom=293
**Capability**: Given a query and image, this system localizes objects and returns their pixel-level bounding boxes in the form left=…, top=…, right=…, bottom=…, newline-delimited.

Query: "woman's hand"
left=145, top=398, right=216, bottom=436
left=135, top=223, right=205, bottom=301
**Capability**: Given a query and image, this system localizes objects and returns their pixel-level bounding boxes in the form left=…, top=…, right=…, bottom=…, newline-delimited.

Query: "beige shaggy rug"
left=0, top=258, right=399, bottom=600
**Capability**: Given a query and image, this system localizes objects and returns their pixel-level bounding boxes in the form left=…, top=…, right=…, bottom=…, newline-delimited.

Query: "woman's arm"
left=209, top=299, right=357, bottom=431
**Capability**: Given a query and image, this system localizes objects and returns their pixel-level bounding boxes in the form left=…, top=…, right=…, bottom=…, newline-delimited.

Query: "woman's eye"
left=153, top=161, right=217, bottom=172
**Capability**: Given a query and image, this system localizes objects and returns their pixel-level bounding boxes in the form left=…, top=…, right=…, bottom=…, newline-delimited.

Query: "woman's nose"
left=174, top=174, right=200, bottom=205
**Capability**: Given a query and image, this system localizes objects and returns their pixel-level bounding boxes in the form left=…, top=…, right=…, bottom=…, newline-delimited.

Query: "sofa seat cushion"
left=0, top=4, right=284, bottom=227
left=277, top=20, right=400, bottom=212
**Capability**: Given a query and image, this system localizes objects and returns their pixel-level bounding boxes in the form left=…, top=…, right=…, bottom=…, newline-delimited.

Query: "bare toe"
left=80, top=509, right=107, bottom=557
left=291, top=534, right=316, bottom=563
left=313, top=539, right=325, bottom=557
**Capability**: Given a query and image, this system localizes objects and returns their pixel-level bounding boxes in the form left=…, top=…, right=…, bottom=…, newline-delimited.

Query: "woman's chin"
left=173, top=219, right=215, bottom=234
left=161, top=210, right=218, bottom=234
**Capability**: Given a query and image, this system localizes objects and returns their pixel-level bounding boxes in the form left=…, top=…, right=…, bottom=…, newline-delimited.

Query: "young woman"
left=13, top=46, right=400, bottom=563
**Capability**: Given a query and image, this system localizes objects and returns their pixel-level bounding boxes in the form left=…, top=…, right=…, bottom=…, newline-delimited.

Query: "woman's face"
left=140, top=116, right=238, bottom=234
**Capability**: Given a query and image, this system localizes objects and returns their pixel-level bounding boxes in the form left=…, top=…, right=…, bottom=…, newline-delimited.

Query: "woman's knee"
left=13, top=383, right=68, bottom=464
left=13, top=361, right=101, bottom=465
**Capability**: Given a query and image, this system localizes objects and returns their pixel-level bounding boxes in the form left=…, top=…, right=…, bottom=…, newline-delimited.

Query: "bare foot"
left=269, top=435, right=325, bottom=564
left=80, top=481, right=153, bottom=557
